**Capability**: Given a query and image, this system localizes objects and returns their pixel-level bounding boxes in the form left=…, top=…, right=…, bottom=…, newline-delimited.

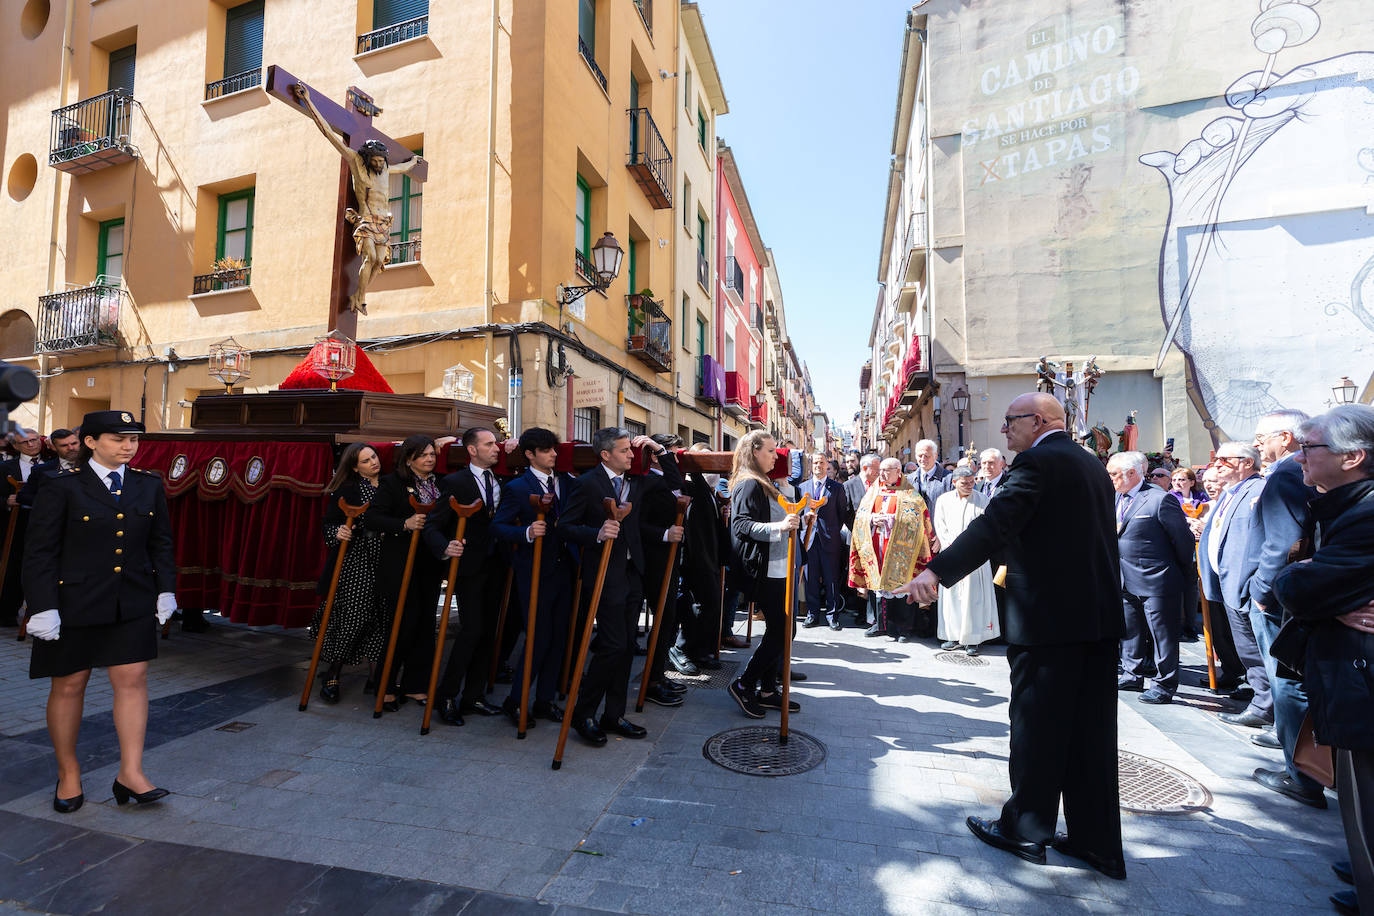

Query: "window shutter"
left=108, top=45, right=136, bottom=93
left=374, top=0, right=429, bottom=29
left=224, top=1, right=265, bottom=79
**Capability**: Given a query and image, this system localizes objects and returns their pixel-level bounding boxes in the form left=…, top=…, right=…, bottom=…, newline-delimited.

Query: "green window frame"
left=388, top=146, right=423, bottom=253
left=627, top=240, right=637, bottom=295
left=216, top=188, right=255, bottom=263
left=681, top=295, right=689, bottom=348
left=697, top=215, right=707, bottom=257
left=374, top=0, right=429, bottom=29
left=97, top=218, right=125, bottom=283
left=575, top=176, right=591, bottom=257
left=629, top=76, right=640, bottom=158
left=697, top=109, right=707, bottom=150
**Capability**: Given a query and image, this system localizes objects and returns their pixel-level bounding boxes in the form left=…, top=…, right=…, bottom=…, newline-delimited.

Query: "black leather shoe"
left=1117, top=678, right=1144, bottom=692
left=53, top=782, right=83, bottom=814
left=574, top=717, right=607, bottom=746
left=721, top=635, right=751, bottom=649
left=692, top=655, right=723, bottom=671
left=381, top=697, right=401, bottom=713
left=1333, top=860, right=1353, bottom=885
left=645, top=683, right=684, bottom=707
left=757, top=691, right=800, bottom=712
left=966, top=815, right=1045, bottom=865
left=1253, top=767, right=1327, bottom=808
left=532, top=701, right=564, bottom=723
left=112, top=779, right=169, bottom=806
left=1051, top=833, right=1126, bottom=880
left=1220, top=711, right=1273, bottom=728
left=1138, top=687, right=1172, bottom=705
left=437, top=698, right=464, bottom=726
left=1331, top=889, right=1358, bottom=916
left=864, top=624, right=883, bottom=638
left=180, top=613, right=209, bottom=633
left=461, top=699, right=502, bottom=717
left=802, top=618, right=823, bottom=629
left=660, top=680, right=688, bottom=695
left=320, top=678, right=341, bottom=704
left=828, top=619, right=843, bottom=631
left=728, top=679, right=766, bottom=719
left=1251, top=729, right=1281, bottom=749
left=789, top=670, right=807, bottom=682
left=502, top=698, right=534, bottom=728
left=1227, top=686, right=1256, bottom=702
left=601, top=717, right=647, bottom=739
left=668, top=646, right=700, bottom=676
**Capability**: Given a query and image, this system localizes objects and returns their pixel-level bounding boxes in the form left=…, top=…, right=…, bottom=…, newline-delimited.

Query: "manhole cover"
left=935, top=651, right=989, bottom=667
left=660, top=661, right=739, bottom=690
left=702, top=727, right=826, bottom=777
left=1118, top=751, right=1212, bottom=814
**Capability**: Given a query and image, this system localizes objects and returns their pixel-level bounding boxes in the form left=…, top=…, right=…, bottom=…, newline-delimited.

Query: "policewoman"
left=24, top=410, right=177, bottom=813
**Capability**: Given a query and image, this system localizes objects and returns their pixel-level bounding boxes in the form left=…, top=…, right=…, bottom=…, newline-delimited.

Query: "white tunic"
left=934, top=491, right=1000, bottom=646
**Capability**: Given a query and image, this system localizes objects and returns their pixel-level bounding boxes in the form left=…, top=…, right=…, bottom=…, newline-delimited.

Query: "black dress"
left=310, top=478, right=386, bottom=665
left=25, top=463, right=177, bottom=679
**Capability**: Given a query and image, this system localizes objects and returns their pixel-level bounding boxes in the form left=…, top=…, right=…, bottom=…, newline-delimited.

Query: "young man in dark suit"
left=490, top=427, right=579, bottom=727
left=637, top=434, right=688, bottom=705
left=1107, top=451, right=1195, bottom=704
left=675, top=450, right=729, bottom=670
left=904, top=392, right=1126, bottom=880
left=800, top=453, right=849, bottom=630
left=558, top=428, right=679, bottom=747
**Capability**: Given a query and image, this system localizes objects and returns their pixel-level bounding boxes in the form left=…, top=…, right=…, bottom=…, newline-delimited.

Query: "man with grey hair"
left=1247, top=409, right=1327, bottom=805
left=1107, top=451, right=1195, bottom=704
left=909, top=439, right=949, bottom=500
left=1199, top=442, right=1274, bottom=729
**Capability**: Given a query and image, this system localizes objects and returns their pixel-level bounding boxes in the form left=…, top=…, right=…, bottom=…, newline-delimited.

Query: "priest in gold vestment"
left=849, top=458, right=935, bottom=641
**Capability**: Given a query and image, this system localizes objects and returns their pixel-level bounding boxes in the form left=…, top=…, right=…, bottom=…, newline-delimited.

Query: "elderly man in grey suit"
left=977, top=448, right=1007, bottom=499
left=908, top=439, right=949, bottom=505
left=1108, top=451, right=1196, bottom=704
left=1247, top=410, right=1327, bottom=807
left=1198, top=442, right=1272, bottom=727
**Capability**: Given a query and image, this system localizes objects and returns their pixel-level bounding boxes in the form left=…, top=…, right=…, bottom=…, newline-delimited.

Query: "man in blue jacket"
left=800, top=453, right=848, bottom=630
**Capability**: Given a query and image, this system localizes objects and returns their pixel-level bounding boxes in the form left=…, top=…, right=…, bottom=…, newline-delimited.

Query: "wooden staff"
left=3, top=476, right=23, bottom=641
left=561, top=568, right=583, bottom=697
left=777, top=493, right=813, bottom=747
left=1196, top=551, right=1218, bottom=691
left=486, top=566, right=515, bottom=691
left=636, top=495, right=692, bottom=713
left=517, top=492, right=555, bottom=738
left=299, top=498, right=368, bottom=711
left=421, top=497, right=483, bottom=735
left=715, top=565, right=725, bottom=660
left=372, top=495, right=436, bottom=719
left=553, top=497, right=632, bottom=771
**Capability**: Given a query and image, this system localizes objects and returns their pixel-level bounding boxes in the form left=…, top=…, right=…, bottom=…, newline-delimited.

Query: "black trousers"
left=0, top=513, right=26, bottom=622
left=1120, top=589, right=1182, bottom=693
left=503, top=557, right=573, bottom=707
left=387, top=567, right=441, bottom=696
left=572, top=565, right=643, bottom=723
left=878, top=595, right=913, bottom=636
left=677, top=563, right=721, bottom=659
left=1336, top=748, right=1374, bottom=909
left=802, top=546, right=842, bottom=623
left=643, top=552, right=679, bottom=683
left=740, top=576, right=787, bottom=692
left=436, top=562, right=502, bottom=704
left=1002, top=639, right=1123, bottom=860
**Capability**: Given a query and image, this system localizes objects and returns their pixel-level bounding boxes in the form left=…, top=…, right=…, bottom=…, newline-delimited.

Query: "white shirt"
left=1031, top=428, right=1063, bottom=449
left=470, top=464, right=500, bottom=510
left=525, top=468, right=558, bottom=542
left=17, top=454, right=37, bottom=481
left=984, top=472, right=1004, bottom=497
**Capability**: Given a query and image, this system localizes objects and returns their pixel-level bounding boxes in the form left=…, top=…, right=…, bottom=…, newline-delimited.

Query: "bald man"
left=901, top=392, right=1126, bottom=878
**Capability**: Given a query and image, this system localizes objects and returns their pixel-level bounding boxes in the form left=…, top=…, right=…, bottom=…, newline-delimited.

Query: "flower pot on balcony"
left=629, top=334, right=648, bottom=351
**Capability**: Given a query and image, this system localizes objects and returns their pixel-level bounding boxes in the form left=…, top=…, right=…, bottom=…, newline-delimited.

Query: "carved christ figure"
left=291, top=83, right=424, bottom=314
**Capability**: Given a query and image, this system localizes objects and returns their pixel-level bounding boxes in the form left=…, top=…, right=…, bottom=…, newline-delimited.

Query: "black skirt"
left=30, top=613, right=158, bottom=679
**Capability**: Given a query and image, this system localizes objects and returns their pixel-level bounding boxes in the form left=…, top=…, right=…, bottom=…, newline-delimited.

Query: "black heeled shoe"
left=112, top=779, right=169, bottom=806
left=53, top=782, right=84, bottom=814
left=320, top=677, right=341, bottom=704
left=381, top=696, right=400, bottom=713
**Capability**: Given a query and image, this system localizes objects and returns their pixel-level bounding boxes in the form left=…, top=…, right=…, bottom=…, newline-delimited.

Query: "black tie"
left=612, top=476, right=623, bottom=504
left=483, top=470, right=495, bottom=516
left=107, top=471, right=122, bottom=502
left=544, top=475, right=559, bottom=515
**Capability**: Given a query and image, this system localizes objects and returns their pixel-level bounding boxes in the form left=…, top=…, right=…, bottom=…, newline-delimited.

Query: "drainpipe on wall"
left=39, top=0, right=78, bottom=430
left=483, top=0, right=501, bottom=411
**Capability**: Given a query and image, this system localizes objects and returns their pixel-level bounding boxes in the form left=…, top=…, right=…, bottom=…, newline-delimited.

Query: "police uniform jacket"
left=23, top=463, right=176, bottom=627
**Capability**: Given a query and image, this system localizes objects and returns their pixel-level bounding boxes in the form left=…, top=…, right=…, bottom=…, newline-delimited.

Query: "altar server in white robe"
left=934, top=467, right=1000, bottom=654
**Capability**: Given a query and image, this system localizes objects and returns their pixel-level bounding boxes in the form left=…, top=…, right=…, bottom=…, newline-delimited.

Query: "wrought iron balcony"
left=574, top=248, right=600, bottom=286
left=696, top=251, right=710, bottom=289
left=765, top=304, right=778, bottom=331
left=205, top=69, right=262, bottom=100
left=357, top=14, right=428, bottom=54
left=749, top=396, right=769, bottom=427
left=901, top=212, right=927, bottom=283
left=626, top=108, right=672, bottom=209
left=625, top=295, right=671, bottom=373
left=392, top=236, right=421, bottom=265
left=36, top=281, right=125, bottom=352
left=751, top=305, right=765, bottom=333
left=579, top=37, right=607, bottom=92
left=192, top=266, right=251, bottom=294
left=724, top=256, right=744, bottom=299
left=49, top=89, right=136, bottom=175
left=633, top=0, right=653, bottom=37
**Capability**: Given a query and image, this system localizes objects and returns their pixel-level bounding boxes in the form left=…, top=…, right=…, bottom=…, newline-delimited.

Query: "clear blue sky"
left=698, top=0, right=914, bottom=433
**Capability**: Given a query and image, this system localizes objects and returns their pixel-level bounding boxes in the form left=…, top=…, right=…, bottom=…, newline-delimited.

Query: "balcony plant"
left=627, top=288, right=654, bottom=338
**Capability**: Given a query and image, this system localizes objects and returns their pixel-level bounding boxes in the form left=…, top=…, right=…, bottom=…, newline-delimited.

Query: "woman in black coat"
left=311, top=443, right=386, bottom=704
left=1274, top=405, right=1374, bottom=914
left=363, top=435, right=443, bottom=712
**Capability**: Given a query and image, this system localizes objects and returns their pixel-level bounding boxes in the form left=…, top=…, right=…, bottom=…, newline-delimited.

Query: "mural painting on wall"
left=1141, top=1, right=1374, bottom=442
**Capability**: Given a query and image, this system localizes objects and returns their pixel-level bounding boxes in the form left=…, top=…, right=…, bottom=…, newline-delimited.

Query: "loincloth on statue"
left=345, top=209, right=393, bottom=260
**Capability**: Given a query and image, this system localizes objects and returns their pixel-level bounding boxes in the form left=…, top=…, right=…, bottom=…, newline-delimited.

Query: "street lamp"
left=207, top=337, right=250, bottom=394
left=557, top=231, right=625, bottom=309
left=950, top=386, right=970, bottom=448
left=309, top=331, right=356, bottom=391
left=443, top=365, right=475, bottom=401
left=1334, top=376, right=1358, bottom=404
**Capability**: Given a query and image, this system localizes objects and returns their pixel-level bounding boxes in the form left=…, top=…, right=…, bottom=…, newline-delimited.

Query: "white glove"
left=28, top=609, right=61, bottom=641
left=156, top=593, right=177, bottom=626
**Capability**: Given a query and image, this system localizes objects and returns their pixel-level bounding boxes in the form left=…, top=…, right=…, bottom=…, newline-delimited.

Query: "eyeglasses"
left=1002, top=413, right=1035, bottom=426
left=1150, top=472, right=1170, bottom=479
left=1214, top=456, right=1243, bottom=467
left=1299, top=442, right=1333, bottom=455
left=1253, top=431, right=1277, bottom=443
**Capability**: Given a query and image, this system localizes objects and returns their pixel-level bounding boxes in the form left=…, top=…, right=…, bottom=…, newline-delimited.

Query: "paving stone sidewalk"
left=0, top=618, right=1350, bottom=914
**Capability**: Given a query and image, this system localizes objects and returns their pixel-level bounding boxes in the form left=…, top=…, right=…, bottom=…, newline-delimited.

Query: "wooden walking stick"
left=777, top=493, right=813, bottom=746
left=3, top=476, right=24, bottom=641
left=517, top=492, right=555, bottom=738
left=300, top=498, right=369, bottom=711
left=373, top=495, right=436, bottom=719
left=1196, top=551, right=1218, bottom=691
left=486, top=565, right=515, bottom=691
left=636, top=495, right=692, bottom=713
left=553, top=497, right=632, bottom=771
left=561, top=568, right=583, bottom=697
left=421, top=497, right=483, bottom=735
left=715, top=565, right=725, bottom=660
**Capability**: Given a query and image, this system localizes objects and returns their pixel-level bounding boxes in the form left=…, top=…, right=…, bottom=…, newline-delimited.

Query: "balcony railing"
left=626, top=296, right=671, bottom=373
left=49, top=88, right=135, bottom=175
left=750, top=305, right=765, bottom=333
left=357, top=14, right=428, bottom=54
left=724, top=370, right=749, bottom=416
left=626, top=107, right=672, bottom=209
left=749, top=396, right=769, bottom=426
left=765, top=304, right=778, bottom=331
left=392, top=236, right=421, bottom=265
left=192, top=266, right=251, bottom=294
left=579, top=37, right=607, bottom=92
left=696, top=251, right=710, bottom=289
left=36, top=281, right=124, bottom=352
left=901, top=212, right=927, bottom=283
left=724, top=256, right=744, bottom=298
left=633, top=0, right=653, bottom=36
left=205, top=68, right=262, bottom=100
left=574, top=248, right=600, bottom=286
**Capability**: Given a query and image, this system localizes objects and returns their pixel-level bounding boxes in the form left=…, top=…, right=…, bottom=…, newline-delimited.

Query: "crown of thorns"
left=358, top=139, right=389, bottom=160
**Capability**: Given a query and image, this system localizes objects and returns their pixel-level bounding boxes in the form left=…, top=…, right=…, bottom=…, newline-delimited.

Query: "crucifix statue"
left=265, top=65, right=428, bottom=339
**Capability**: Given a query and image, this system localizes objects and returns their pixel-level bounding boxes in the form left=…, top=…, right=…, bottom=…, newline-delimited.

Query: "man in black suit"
left=17, top=429, right=80, bottom=509
left=0, top=428, right=45, bottom=626
left=903, top=392, right=1125, bottom=880
left=1108, top=451, right=1195, bottom=705
left=675, top=450, right=729, bottom=670
left=800, top=453, right=848, bottom=630
left=637, top=434, right=688, bottom=706
left=558, top=428, right=678, bottom=746
left=422, top=426, right=508, bottom=726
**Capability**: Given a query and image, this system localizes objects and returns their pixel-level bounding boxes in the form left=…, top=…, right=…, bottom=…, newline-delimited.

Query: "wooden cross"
left=265, top=64, right=428, bottom=341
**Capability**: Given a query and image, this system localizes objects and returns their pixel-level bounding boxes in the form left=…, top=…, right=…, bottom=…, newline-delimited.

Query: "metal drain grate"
left=703, top=726, right=826, bottom=777
left=935, top=651, right=989, bottom=667
left=1118, top=750, right=1212, bottom=814
left=661, top=661, right=740, bottom=690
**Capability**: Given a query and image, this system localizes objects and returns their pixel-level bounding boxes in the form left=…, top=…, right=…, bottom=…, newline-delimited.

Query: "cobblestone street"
left=0, top=617, right=1348, bottom=914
